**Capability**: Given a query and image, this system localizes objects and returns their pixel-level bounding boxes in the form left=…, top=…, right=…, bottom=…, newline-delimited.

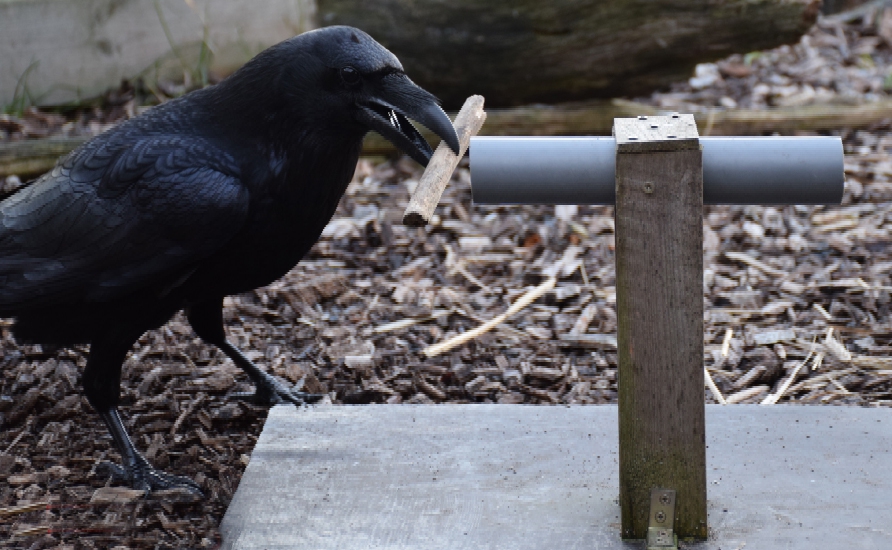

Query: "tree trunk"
left=319, top=0, right=821, bottom=108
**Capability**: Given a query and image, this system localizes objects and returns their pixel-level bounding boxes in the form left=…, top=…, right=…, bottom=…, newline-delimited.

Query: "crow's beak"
left=356, top=73, right=460, bottom=167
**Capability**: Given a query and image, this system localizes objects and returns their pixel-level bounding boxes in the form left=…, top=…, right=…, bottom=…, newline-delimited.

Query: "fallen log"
left=4, top=99, right=891, bottom=179
left=318, top=0, right=821, bottom=108
left=0, top=137, right=84, bottom=181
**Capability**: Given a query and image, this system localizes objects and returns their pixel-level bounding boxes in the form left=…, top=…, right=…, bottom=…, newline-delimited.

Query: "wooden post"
left=614, top=114, right=707, bottom=540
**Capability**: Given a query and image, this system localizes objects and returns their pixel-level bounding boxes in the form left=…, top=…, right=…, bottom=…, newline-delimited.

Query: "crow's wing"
left=0, top=134, right=250, bottom=309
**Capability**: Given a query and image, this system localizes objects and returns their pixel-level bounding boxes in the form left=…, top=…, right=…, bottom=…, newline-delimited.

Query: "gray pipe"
left=469, top=136, right=844, bottom=205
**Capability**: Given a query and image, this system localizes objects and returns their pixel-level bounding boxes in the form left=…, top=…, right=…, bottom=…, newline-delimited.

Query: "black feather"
left=0, top=26, right=458, bottom=494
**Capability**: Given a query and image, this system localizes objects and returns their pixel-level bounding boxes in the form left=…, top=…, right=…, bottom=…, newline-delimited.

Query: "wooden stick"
left=170, top=392, right=206, bottom=436
left=422, top=276, right=555, bottom=357
left=720, top=328, right=733, bottom=357
left=762, top=337, right=817, bottom=405
left=725, top=251, right=786, bottom=278
left=704, top=368, right=727, bottom=405
left=0, top=501, right=49, bottom=518
left=403, top=95, right=486, bottom=227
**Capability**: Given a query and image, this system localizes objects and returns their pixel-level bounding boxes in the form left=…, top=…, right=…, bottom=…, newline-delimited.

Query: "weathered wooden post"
left=614, top=115, right=706, bottom=541
left=469, top=120, right=843, bottom=545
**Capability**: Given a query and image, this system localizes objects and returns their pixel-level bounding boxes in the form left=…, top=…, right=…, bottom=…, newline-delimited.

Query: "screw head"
left=660, top=494, right=671, bottom=505
left=643, top=183, right=654, bottom=194
left=655, top=511, right=666, bottom=523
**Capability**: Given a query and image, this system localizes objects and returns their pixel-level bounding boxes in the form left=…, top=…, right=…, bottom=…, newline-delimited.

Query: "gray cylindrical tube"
left=470, top=136, right=844, bottom=205
left=470, top=137, right=616, bottom=204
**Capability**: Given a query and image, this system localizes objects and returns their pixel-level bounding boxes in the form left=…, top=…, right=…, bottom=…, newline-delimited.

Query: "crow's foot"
left=96, top=456, right=204, bottom=497
left=229, top=374, right=325, bottom=407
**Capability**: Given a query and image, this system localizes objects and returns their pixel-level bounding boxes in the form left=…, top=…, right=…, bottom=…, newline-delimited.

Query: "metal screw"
left=644, top=183, right=654, bottom=194
left=660, top=494, right=671, bottom=505
left=655, top=511, right=666, bottom=523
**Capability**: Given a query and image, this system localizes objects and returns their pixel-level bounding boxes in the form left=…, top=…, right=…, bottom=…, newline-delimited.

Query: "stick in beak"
left=403, top=95, right=486, bottom=227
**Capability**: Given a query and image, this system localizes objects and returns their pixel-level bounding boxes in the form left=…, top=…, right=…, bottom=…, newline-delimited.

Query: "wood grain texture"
left=614, top=114, right=699, bottom=153
left=403, top=95, right=486, bottom=227
left=614, top=122, right=706, bottom=539
left=318, top=0, right=820, bottom=108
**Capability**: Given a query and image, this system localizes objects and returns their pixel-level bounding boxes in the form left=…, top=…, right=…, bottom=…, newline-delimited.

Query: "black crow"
left=0, top=26, right=459, bottom=496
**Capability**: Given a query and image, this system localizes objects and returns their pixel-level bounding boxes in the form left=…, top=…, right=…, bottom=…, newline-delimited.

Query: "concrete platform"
left=220, top=405, right=891, bottom=549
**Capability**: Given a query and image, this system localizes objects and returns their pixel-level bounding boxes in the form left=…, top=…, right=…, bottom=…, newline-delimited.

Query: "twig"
left=445, top=245, right=492, bottom=292
left=403, top=95, right=486, bottom=226
left=813, top=303, right=833, bottom=321
left=170, top=393, right=206, bottom=436
left=762, top=336, right=817, bottom=405
left=578, top=262, right=590, bottom=286
left=413, top=374, right=446, bottom=401
left=423, top=277, right=556, bottom=357
left=823, top=327, right=852, bottom=361
left=704, top=368, right=727, bottom=405
left=721, top=328, right=733, bottom=357
left=570, top=303, right=599, bottom=335
left=0, top=501, right=49, bottom=518
left=3, top=418, right=33, bottom=455
left=455, top=308, right=528, bottom=339
left=725, top=251, right=786, bottom=278
left=373, top=309, right=453, bottom=334
left=12, top=525, right=51, bottom=538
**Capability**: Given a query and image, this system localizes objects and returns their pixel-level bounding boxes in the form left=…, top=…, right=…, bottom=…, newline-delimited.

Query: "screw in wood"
left=655, top=511, right=666, bottom=523
left=644, top=183, right=654, bottom=194
left=660, top=493, right=671, bottom=505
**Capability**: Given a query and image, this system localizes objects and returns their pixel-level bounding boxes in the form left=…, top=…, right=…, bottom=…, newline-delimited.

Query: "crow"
left=0, top=26, right=459, bottom=496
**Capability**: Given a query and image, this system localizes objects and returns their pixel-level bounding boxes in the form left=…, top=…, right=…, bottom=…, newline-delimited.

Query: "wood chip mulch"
left=3, top=9, right=892, bottom=550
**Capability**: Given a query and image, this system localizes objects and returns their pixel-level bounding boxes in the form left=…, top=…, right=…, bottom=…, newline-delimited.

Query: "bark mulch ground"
left=3, top=7, right=892, bottom=549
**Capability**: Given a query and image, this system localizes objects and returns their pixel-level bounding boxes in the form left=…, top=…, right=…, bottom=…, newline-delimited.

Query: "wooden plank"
left=614, top=115, right=706, bottom=539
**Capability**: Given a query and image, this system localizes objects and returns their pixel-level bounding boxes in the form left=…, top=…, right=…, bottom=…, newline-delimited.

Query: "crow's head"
left=268, top=26, right=459, bottom=167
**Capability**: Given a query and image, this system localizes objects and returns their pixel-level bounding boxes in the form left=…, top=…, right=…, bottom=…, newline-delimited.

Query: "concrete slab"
left=220, top=405, right=891, bottom=549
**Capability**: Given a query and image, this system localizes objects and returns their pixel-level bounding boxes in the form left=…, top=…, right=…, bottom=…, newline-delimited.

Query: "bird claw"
left=96, top=459, right=204, bottom=498
left=229, top=375, right=325, bottom=407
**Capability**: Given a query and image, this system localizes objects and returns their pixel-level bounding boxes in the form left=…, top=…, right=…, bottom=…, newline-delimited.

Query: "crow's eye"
left=340, top=66, right=361, bottom=86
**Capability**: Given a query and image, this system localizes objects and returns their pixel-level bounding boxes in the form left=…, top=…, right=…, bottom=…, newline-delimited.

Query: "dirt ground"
left=2, top=8, right=892, bottom=550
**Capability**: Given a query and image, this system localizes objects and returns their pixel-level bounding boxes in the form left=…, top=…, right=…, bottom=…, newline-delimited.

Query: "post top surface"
left=614, top=114, right=699, bottom=153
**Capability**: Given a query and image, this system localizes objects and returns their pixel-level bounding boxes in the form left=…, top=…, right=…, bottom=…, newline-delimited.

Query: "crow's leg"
left=84, top=326, right=203, bottom=496
left=187, top=299, right=325, bottom=407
